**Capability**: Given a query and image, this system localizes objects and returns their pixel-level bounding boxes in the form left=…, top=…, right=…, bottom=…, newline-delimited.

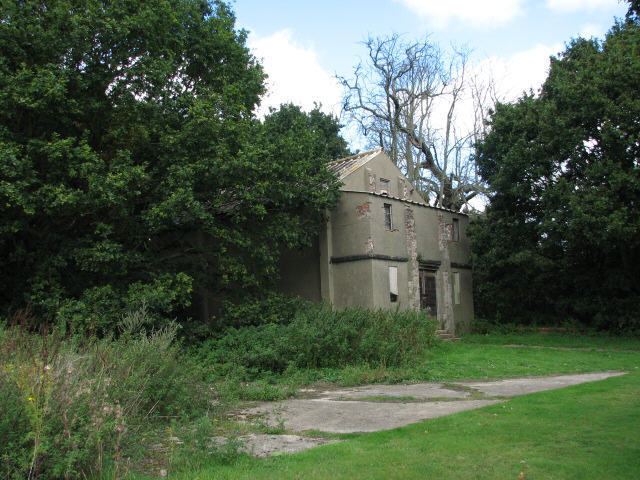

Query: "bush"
left=219, top=293, right=309, bottom=328
left=0, top=307, right=208, bottom=479
left=196, top=304, right=436, bottom=376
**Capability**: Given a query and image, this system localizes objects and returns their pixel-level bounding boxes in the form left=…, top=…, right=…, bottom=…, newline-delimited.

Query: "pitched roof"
left=327, top=148, right=382, bottom=180
left=328, top=148, right=468, bottom=216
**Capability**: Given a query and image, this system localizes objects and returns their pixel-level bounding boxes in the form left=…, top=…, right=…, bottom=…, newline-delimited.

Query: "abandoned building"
left=278, top=148, right=474, bottom=334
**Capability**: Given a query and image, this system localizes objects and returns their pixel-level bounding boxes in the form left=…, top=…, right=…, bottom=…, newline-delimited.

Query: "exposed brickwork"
left=398, top=177, right=409, bottom=200
left=365, top=236, right=375, bottom=254
left=355, top=202, right=371, bottom=219
left=404, top=206, right=420, bottom=309
left=437, top=213, right=455, bottom=333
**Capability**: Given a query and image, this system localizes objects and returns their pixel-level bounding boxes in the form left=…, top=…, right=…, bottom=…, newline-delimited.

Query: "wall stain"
left=356, top=202, right=371, bottom=219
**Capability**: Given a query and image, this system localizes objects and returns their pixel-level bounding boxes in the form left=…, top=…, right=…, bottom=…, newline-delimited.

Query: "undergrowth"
left=0, top=303, right=438, bottom=478
left=0, top=307, right=212, bottom=479
left=193, top=304, right=436, bottom=379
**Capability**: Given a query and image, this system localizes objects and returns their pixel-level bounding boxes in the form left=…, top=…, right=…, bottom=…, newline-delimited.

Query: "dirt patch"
left=236, top=434, right=338, bottom=457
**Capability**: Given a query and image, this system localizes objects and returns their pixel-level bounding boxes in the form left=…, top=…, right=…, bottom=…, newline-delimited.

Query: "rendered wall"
left=370, top=259, right=410, bottom=309
left=331, top=260, right=374, bottom=308
left=277, top=151, right=474, bottom=332
left=329, top=191, right=474, bottom=331
left=451, top=267, right=474, bottom=333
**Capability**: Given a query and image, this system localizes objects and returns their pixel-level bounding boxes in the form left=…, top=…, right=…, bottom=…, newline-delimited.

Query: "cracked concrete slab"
left=318, top=383, right=470, bottom=401
left=457, top=371, right=626, bottom=397
left=245, top=399, right=502, bottom=433
left=240, top=371, right=624, bottom=435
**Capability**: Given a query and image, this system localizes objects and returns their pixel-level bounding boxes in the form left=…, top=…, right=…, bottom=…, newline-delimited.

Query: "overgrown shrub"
left=196, top=305, right=436, bottom=376
left=219, top=293, right=308, bottom=328
left=0, top=307, right=208, bottom=479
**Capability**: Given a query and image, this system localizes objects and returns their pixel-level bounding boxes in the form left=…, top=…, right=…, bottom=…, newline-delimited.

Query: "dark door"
left=419, top=270, right=437, bottom=317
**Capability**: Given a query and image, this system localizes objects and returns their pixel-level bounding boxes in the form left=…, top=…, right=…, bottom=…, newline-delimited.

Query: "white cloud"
left=478, top=43, right=563, bottom=100
left=411, top=44, right=562, bottom=158
left=579, top=22, right=606, bottom=38
left=395, top=0, right=524, bottom=28
left=546, top=0, right=619, bottom=12
left=248, top=29, right=342, bottom=117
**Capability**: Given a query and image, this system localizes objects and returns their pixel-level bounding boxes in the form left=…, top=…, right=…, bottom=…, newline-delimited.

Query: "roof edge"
left=327, top=148, right=383, bottom=181
left=328, top=147, right=383, bottom=165
left=340, top=189, right=469, bottom=217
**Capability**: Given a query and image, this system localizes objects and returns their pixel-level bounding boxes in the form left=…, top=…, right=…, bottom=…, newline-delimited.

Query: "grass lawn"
left=462, top=331, right=640, bottom=350
left=139, top=334, right=640, bottom=479
left=283, top=333, right=640, bottom=386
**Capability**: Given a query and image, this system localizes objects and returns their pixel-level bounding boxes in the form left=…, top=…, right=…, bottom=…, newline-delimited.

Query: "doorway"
left=419, top=269, right=437, bottom=318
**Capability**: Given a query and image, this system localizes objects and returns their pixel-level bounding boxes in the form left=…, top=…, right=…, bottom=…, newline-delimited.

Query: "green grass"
left=269, top=334, right=640, bottom=387
left=132, top=334, right=640, bottom=479
left=462, top=332, right=640, bottom=350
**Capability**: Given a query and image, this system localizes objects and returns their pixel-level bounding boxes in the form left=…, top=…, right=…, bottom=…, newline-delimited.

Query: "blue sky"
left=232, top=0, right=628, bottom=136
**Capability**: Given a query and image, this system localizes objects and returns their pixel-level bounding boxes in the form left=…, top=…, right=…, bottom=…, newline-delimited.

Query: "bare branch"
left=340, top=35, right=495, bottom=211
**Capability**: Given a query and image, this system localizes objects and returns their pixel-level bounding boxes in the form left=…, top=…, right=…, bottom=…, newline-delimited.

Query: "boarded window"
left=453, top=271, right=460, bottom=305
left=452, top=218, right=460, bottom=241
left=389, top=266, right=398, bottom=302
left=384, top=203, right=393, bottom=230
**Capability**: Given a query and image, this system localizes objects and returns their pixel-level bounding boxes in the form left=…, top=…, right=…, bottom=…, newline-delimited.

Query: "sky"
left=232, top=0, right=628, bottom=148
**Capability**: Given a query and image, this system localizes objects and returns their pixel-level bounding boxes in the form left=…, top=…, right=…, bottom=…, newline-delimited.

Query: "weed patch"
left=0, top=308, right=213, bottom=479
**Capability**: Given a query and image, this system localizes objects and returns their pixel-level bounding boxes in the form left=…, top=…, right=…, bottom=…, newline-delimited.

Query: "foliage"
left=0, top=368, right=32, bottom=479
left=0, top=0, right=343, bottom=333
left=263, top=103, right=351, bottom=161
left=195, top=305, right=436, bottom=376
left=219, top=292, right=308, bottom=329
left=205, top=331, right=640, bottom=397
left=471, top=11, right=640, bottom=331
left=0, top=308, right=209, bottom=479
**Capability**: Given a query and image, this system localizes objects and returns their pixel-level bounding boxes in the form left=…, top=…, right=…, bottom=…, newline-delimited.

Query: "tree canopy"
left=0, top=1, right=345, bottom=334
left=471, top=7, right=640, bottom=330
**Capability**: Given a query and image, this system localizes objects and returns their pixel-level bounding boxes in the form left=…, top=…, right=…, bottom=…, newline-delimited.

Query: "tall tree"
left=339, top=35, right=494, bottom=211
left=0, top=1, right=342, bottom=333
left=471, top=6, right=640, bottom=330
left=263, top=104, right=351, bottom=161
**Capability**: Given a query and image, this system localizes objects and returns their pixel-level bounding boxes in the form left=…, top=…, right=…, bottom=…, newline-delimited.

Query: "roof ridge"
left=328, top=147, right=382, bottom=165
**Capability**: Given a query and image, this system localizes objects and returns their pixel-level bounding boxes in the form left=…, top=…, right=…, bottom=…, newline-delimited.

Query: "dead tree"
left=339, top=35, right=495, bottom=211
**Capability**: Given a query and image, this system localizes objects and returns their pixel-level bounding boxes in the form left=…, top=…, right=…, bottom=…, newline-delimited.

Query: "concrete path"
left=241, top=371, right=624, bottom=436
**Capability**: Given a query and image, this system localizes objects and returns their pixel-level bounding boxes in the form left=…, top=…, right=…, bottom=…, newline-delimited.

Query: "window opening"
left=384, top=203, right=393, bottom=230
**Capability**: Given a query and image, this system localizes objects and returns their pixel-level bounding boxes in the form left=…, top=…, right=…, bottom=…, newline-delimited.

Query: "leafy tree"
left=265, top=104, right=350, bottom=160
left=471, top=7, right=640, bottom=330
left=0, top=1, right=343, bottom=334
